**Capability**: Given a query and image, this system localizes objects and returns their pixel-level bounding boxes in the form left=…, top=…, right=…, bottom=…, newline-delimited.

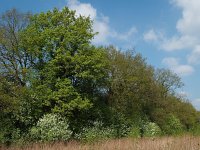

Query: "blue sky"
left=1, top=0, right=200, bottom=110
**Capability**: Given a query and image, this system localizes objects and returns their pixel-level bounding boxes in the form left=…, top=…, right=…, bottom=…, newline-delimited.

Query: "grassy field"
left=2, top=135, right=200, bottom=150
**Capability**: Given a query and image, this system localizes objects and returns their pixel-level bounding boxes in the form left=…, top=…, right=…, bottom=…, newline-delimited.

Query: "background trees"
left=0, top=8, right=199, bottom=144
left=106, top=46, right=157, bottom=120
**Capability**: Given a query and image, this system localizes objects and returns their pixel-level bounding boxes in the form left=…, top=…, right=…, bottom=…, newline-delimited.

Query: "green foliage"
left=0, top=120, right=12, bottom=144
left=49, top=78, right=92, bottom=116
left=149, top=96, right=199, bottom=133
left=174, top=101, right=198, bottom=129
left=10, top=129, right=22, bottom=144
left=0, top=77, right=25, bottom=144
left=190, top=124, right=200, bottom=136
left=75, top=121, right=114, bottom=143
left=21, top=7, right=109, bottom=128
left=21, top=7, right=94, bottom=70
left=30, top=113, right=72, bottom=142
left=154, top=69, right=184, bottom=96
left=106, top=46, right=157, bottom=119
left=0, top=120, right=22, bottom=145
left=127, top=126, right=141, bottom=138
left=0, top=8, right=199, bottom=144
left=162, top=114, right=183, bottom=135
left=108, top=111, right=133, bottom=138
left=143, top=122, right=162, bottom=137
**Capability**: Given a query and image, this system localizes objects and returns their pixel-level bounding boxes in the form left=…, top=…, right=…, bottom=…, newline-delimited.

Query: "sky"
left=1, top=0, right=200, bottom=110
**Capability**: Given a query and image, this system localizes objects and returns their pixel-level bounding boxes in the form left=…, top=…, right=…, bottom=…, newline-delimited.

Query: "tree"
left=154, top=68, right=184, bottom=98
left=106, top=46, right=157, bottom=120
left=21, top=7, right=94, bottom=71
left=0, top=75, right=24, bottom=144
left=0, top=10, right=41, bottom=141
left=0, top=9, right=32, bottom=86
left=21, top=7, right=109, bottom=128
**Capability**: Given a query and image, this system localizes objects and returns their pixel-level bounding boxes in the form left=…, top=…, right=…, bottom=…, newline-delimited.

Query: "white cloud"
left=187, top=45, right=200, bottom=64
left=172, top=0, right=200, bottom=37
left=162, top=0, right=200, bottom=51
left=112, top=26, right=137, bottom=41
left=162, top=57, right=179, bottom=66
left=175, top=65, right=194, bottom=76
left=67, top=0, right=108, bottom=44
left=143, top=0, right=200, bottom=76
left=143, top=29, right=159, bottom=42
left=162, top=57, right=194, bottom=76
left=67, top=0, right=137, bottom=45
left=161, top=35, right=198, bottom=51
left=67, top=0, right=96, bottom=20
left=144, top=0, right=200, bottom=53
left=92, top=19, right=110, bottom=44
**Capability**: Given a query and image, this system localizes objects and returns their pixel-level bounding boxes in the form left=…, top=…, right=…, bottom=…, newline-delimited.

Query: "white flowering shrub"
left=30, top=113, right=72, bottom=142
left=75, top=121, right=114, bottom=142
left=143, top=122, right=161, bottom=137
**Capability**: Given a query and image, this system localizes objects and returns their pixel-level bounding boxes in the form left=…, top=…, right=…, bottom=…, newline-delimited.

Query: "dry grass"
left=2, top=135, right=200, bottom=150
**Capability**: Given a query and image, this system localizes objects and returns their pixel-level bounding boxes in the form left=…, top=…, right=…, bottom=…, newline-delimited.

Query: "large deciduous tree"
left=21, top=7, right=109, bottom=124
left=106, top=46, right=157, bottom=120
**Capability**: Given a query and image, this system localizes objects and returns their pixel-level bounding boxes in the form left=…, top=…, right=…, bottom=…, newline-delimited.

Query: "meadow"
left=3, top=135, right=200, bottom=150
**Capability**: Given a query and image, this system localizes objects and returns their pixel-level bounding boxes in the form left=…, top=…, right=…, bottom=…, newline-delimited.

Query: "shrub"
left=111, top=123, right=131, bottom=138
left=30, top=113, right=72, bottom=142
left=190, top=124, right=200, bottom=136
left=0, top=129, right=8, bottom=144
left=75, top=121, right=114, bottom=142
left=109, top=112, right=133, bottom=138
left=0, top=118, right=19, bottom=145
left=0, top=128, right=25, bottom=145
left=162, top=114, right=183, bottom=135
left=143, top=122, right=162, bottom=137
left=11, top=129, right=21, bottom=143
left=127, top=126, right=141, bottom=138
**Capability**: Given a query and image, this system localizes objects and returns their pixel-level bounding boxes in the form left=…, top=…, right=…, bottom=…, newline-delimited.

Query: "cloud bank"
left=144, top=0, right=200, bottom=51
left=162, top=57, right=194, bottom=76
left=143, top=0, right=200, bottom=77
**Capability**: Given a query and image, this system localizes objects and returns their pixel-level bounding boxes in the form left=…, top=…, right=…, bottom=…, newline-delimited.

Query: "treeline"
left=0, top=8, right=200, bottom=145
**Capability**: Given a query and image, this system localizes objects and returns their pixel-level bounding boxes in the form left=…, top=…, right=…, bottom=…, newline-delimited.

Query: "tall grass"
left=3, top=135, right=200, bottom=150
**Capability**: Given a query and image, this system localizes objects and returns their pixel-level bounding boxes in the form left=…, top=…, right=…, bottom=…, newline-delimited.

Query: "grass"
left=2, top=135, right=200, bottom=150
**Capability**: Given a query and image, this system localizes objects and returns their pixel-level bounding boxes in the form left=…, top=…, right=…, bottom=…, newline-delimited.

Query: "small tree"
left=163, top=114, right=183, bottom=135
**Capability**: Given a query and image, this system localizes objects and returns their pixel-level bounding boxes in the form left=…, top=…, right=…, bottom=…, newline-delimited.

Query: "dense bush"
left=30, top=114, right=72, bottom=142
left=143, top=122, right=162, bottom=137
left=190, top=124, right=200, bottom=136
left=127, top=126, right=141, bottom=138
left=109, top=112, right=134, bottom=138
left=162, top=114, right=183, bottom=135
left=75, top=121, right=114, bottom=142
